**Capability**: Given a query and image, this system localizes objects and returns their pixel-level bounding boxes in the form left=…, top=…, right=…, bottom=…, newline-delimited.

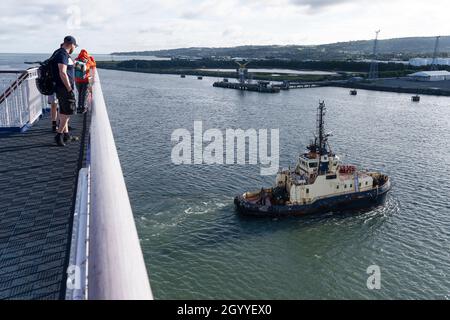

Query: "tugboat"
left=234, top=101, right=391, bottom=217
left=350, top=89, right=357, bottom=96
left=411, top=94, right=420, bottom=102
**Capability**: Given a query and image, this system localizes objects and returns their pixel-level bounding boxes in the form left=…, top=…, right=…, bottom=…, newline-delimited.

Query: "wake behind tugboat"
left=234, top=101, right=391, bottom=217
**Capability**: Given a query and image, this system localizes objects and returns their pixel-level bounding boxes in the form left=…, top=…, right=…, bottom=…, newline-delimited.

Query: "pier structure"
left=212, top=78, right=339, bottom=93
left=212, top=59, right=284, bottom=93
left=272, top=81, right=329, bottom=90
left=213, top=80, right=280, bottom=93
left=0, top=68, right=152, bottom=300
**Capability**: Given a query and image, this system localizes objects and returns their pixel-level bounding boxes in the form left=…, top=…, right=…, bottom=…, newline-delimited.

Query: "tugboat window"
left=365, top=181, right=368, bottom=185
left=336, top=185, right=339, bottom=189
left=344, top=184, right=347, bottom=188
left=306, top=189, right=309, bottom=194
left=350, top=184, right=353, bottom=188
left=309, top=162, right=318, bottom=168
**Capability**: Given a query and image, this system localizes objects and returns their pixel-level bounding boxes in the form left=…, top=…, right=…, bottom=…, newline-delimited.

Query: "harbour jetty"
left=334, top=78, right=450, bottom=96
left=213, top=80, right=280, bottom=93
left=272, top=81, right=330, bottom=90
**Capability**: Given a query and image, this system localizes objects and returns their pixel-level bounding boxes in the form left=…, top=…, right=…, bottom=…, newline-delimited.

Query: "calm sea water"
left=2, top=55, right=449, bottom=299
left=99, top=69, right=450, bottom=300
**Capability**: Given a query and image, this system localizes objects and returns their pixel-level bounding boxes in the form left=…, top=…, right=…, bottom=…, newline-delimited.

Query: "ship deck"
left=0, top=111, right=90, bottom=299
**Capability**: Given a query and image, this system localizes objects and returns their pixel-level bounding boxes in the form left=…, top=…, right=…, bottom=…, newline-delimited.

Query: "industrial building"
left=409, top=57, right=450, bottom=66
left=408, top=70, right=450, bottom=81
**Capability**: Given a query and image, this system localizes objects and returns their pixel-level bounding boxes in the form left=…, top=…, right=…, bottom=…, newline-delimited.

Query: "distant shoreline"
left=96, top=60, right=450, bottom=97
left=96, top=62, right=340, bottom=82
left=96, top=58, right=420, bottom=81
left=108, top=35, right=450, bottom=62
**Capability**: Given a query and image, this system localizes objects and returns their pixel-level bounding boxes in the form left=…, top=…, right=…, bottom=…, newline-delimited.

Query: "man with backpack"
left=36, top=44, right=62, bottom=132
left=51, top=36, right=79, bottom=146
left=74, top=49, right=96, bottom=114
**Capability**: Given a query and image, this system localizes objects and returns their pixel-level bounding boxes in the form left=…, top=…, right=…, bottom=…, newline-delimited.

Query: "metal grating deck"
left=0, top=111, right=90, bottom=299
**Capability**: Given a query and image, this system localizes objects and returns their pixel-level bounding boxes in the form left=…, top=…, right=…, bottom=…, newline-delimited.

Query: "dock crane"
left=430, top=36, right=441, bottom=71
left=368, top=30, right=381, bottom=79
left=235, top=60, right=250, bottom=84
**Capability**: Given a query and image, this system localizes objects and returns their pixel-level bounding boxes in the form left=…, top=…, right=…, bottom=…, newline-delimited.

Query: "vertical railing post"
left=5, top=97, right=10, bottom=127
left=15, top=82, right=21, bottom=126
left=18, top=75, right=24, bottom=126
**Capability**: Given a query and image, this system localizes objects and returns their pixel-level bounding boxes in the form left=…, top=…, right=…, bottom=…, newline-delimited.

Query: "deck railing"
left=66, top=70, right=153, bottom=300
left=0, top=68, right=45, bottom=130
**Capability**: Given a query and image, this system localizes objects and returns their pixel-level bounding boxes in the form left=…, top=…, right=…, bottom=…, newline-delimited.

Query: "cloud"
left=179, top=0, right=236, bottom=20
left=221, top=26, right=244, bottom=39
left=0, top=0, right=69, bottom=20
left=180, top=10, right=202, bottom=20
left=290, top=0, right=353, bottom=8
left=139, top=26, right=174, bottom=36
left=0, top=0, right=449, bottom=53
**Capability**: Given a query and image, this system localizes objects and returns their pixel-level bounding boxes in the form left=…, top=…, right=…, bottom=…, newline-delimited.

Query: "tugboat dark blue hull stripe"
left=234, top=184, right=391, bottom=217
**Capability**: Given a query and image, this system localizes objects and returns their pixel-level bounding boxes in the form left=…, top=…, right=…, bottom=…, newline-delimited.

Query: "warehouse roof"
left=409, top=70, right=450, bottom=77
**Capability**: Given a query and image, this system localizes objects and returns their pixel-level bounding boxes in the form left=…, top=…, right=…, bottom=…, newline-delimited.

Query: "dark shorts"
left=55, top=86, right=76, bottom=115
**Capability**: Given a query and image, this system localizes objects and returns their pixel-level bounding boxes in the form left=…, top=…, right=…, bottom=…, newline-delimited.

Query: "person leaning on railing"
left=52, top=36, right=79, bottom=146
left=74, top=49, right=96, bottom=114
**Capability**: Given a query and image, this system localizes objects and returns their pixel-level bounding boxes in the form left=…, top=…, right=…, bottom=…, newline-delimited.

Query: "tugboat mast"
left=316, top=101, right=327, bottom=156
left=307, top=101, right=329, bottom=158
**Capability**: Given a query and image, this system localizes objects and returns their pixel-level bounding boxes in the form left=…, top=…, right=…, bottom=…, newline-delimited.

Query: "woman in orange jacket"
left=74, top=49, right=96, bottom=114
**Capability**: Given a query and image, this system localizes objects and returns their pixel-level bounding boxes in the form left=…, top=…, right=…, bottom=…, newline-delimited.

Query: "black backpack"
left=36, top=50, right=59, bottom=95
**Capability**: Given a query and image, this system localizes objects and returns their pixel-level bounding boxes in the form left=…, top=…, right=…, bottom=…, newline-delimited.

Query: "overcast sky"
left=1, top=0, right=448, bottom=53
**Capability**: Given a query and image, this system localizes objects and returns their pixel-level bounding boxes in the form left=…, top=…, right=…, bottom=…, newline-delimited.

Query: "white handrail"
left=88, top=70, right=153, bottom=300
left=0, top=68, right=44, bottom=130
left=66, top=168, right=90, bottom=300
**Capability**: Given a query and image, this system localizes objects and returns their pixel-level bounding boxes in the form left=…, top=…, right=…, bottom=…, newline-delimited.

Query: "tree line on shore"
left=98, top=58, right=450, bottom=79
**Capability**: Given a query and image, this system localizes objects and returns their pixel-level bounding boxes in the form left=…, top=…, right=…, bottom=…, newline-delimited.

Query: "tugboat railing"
left=0, top=68, right=45, bottom=130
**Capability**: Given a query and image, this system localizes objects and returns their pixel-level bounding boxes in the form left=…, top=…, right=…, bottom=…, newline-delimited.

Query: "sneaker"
left=54, top=133, right=65, bottom=146
left=63, top=133, right=80, bottom=143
